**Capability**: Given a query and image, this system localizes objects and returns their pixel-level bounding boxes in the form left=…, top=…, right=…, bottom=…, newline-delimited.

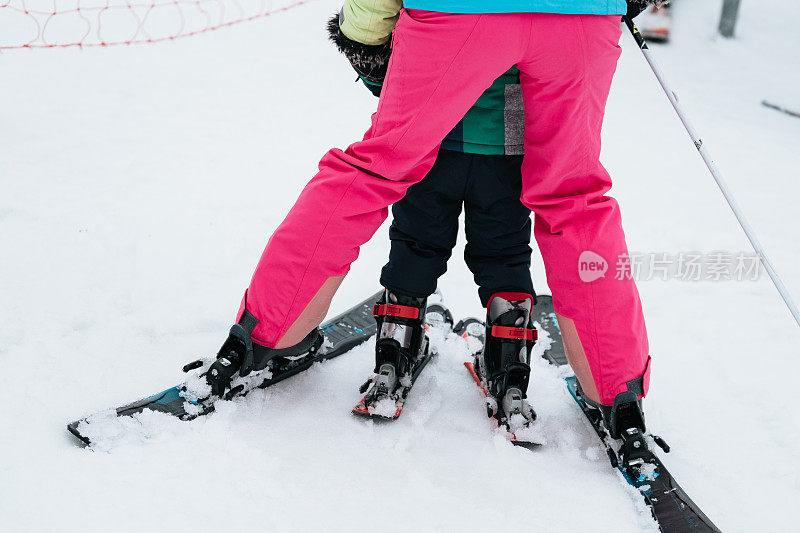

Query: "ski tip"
left=351, top=407, right=401, bottom=420
left=66, top=421, right=91, bottom=446
left=351, top=405, right=370, bottom=416
left=504, top=426, right=547, bottom=448
left=510, top=439, right=542, bottom=450
left=351, top=396, right=403, bottom=420
left=352, top=396, right=370, bottom=415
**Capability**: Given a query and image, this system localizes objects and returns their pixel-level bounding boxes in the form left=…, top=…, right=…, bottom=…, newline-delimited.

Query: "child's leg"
left=462, top=154, right=534, bottom=306
left=380, top=150, right=469, bottom=299
left=462, top=153, right=536, bottom=426
left=241, top=11, right=526, bottom=348
left=516, top=14, right=650, bottom=406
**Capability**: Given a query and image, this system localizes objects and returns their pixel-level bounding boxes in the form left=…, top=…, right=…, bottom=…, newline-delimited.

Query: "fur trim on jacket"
left=327, top=13, right=392, bottom=84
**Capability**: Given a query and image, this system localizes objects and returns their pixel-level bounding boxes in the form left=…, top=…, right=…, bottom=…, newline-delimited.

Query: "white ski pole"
left=623, top=16, right=800, bottom=329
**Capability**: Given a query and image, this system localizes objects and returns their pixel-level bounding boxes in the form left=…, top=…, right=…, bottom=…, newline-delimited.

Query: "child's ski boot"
left=353, top=289, right=435, bottom=419
left=474, top=292, right=538, bottom=436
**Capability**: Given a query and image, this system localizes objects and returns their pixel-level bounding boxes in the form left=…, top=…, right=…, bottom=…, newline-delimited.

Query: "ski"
left=67, top=290, right=383, bottom=445
left=458, top=316, right=542, bottom=447
left=565, top=377, right=721, bottom=532
left=463, top=361, right=541, bottom=447
left=458, top=295, right=719, bottom=530
left=762, top=100, right=800, bottom=119
left=352, top=303, right=453, bottom=420
left=532, top=295, right=721, bottom=532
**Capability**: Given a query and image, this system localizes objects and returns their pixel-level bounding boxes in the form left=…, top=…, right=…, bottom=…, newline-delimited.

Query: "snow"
left=637, top=462, right=659, bottom=483
left=2, top=0, right=799, bottom=531
left=367, top=392, right=400, bottom=418
left=182, top=370, right=213, bottom=401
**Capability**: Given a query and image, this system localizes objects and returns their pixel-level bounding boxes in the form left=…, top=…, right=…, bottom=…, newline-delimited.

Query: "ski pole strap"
left=491, top=325, right=537, bottom=341
left=372, top=303, right=420, bottom=320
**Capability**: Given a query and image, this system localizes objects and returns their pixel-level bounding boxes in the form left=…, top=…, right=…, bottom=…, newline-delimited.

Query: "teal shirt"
left=402, top=0, right=626, bottom=14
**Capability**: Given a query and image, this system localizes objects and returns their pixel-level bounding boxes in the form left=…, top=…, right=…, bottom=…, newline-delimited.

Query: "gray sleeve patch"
left=504, top=83, right=525, bottom=155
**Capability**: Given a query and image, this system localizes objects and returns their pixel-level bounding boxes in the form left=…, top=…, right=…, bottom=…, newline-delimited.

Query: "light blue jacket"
left=402, top=0, right=627, bottom=14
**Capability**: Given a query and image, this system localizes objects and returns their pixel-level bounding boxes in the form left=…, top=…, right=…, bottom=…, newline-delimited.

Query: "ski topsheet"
left=534, top=295, right=719, bottom=532
left=68, top=291, right=382, bottom=445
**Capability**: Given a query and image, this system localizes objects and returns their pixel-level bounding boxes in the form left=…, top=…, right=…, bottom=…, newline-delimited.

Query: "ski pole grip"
left=622, top=16, right=647, bottom=50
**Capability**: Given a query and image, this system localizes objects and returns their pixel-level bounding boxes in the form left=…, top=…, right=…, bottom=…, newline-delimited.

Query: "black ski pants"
left=380, top=149, right=534, bottom=307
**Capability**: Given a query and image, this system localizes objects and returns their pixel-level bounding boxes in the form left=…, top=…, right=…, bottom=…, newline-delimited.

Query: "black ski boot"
left=353, top=289, right=430, bottom=418
left=476, top=292, right=537, bottom=429
left=578, top=386, right=670, bottom=467
left=201, top=310, right=323, bottom=399
left=596, top=391, right=646, bottom=441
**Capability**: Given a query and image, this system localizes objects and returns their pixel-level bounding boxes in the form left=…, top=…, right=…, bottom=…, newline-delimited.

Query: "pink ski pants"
left=239, top=10, right=651, bottom=405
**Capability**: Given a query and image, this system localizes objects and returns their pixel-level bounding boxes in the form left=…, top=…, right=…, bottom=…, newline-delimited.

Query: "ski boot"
left=577, top=385, right=670, bottom=468
left=184, top=310, right=323, bottom=401
left=475, top=292, right=538, bottom=434
left=353, top=289, right=431, bottom=419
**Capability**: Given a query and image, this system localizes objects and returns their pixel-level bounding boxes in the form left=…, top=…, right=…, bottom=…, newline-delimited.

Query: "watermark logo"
left=577, top=250, right=762, bottom=282
left=578, top=251, right=608, bottom=282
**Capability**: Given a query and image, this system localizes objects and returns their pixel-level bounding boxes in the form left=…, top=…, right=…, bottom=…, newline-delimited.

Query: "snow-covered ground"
left=2, top=1, right=799, bottom=531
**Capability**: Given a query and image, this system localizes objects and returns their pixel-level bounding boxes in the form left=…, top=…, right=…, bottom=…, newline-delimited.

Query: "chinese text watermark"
left=579, top=251, right=762, bottom=282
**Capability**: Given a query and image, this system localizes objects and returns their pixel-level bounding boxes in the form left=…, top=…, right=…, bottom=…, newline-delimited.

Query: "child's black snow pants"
left=380, top=149, right=534, bottom=307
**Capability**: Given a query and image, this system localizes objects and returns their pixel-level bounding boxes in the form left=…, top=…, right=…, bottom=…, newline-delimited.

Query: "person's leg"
left=516, top=14, right=650, bottom=406
left=462, top=154, right=536, bottom=429
left=380, top=149, right=468, bottom=299
left=241, top=10, right=526, bottom=348
left=462, top=154, right=534, bottom=307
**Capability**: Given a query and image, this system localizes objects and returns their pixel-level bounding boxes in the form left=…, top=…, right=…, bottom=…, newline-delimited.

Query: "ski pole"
left=622, top=16, right=800, bottom=329
left=761, top=100, right=800, bottom=119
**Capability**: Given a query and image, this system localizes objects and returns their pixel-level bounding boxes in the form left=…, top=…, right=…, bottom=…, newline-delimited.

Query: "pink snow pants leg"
left=517, top=15, right=650, bottom=404
left=241, top=10, right=650, bottom=405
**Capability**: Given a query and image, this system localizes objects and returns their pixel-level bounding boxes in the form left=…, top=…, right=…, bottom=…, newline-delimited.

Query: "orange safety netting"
left=0, top=0, right=313, bottom=49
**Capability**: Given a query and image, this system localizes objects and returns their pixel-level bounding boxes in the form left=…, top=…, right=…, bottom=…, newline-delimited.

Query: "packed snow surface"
left=2, top=0, right=800, bottom=531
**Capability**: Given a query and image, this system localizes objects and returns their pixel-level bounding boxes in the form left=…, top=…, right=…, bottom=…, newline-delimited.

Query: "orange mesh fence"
left=0, top=0, right=314, bottom=49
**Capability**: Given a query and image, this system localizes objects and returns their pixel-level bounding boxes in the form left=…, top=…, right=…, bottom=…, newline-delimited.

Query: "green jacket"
left=341, top=0, right=524, bottom=156
left=442, top=67, right=523, bottom=156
